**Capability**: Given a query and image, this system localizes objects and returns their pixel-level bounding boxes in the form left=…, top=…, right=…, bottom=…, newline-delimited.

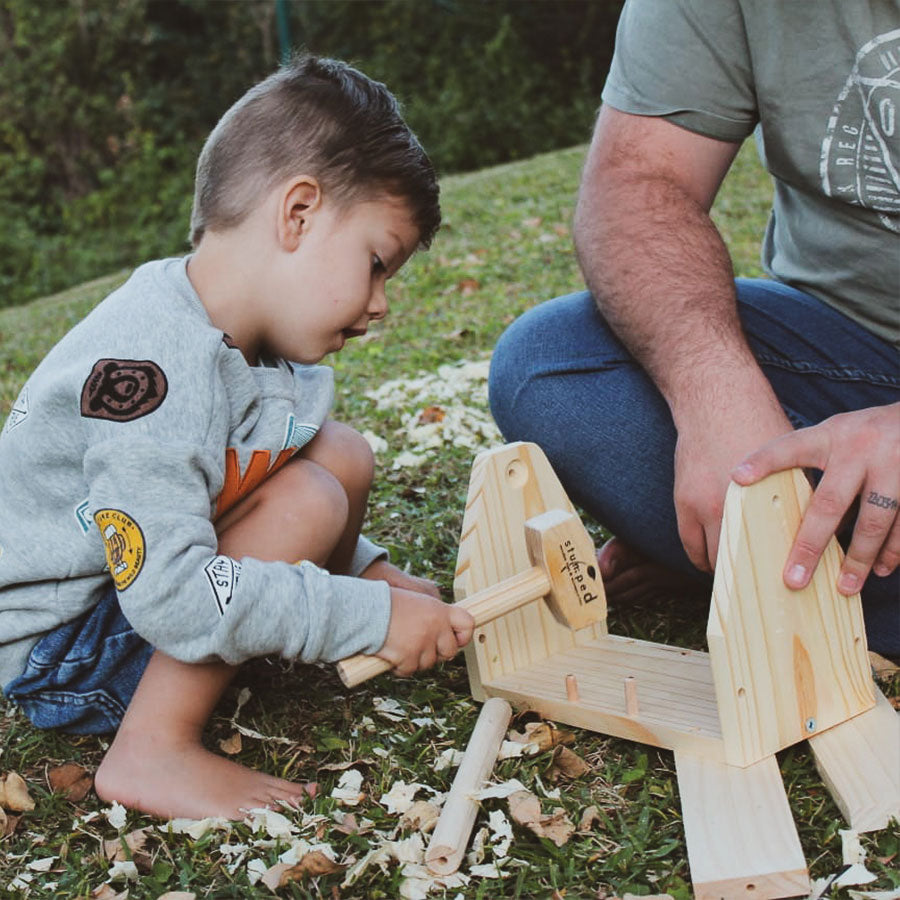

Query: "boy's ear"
left=278, top=177, right=322, bottom=251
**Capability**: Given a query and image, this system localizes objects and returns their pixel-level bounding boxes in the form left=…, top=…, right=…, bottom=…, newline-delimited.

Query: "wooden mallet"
left=336, top=507, right=606, bottom=687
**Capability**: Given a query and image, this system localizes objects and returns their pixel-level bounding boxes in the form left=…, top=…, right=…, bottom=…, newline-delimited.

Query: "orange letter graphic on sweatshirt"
left=215, top=447, right=294, bottom=518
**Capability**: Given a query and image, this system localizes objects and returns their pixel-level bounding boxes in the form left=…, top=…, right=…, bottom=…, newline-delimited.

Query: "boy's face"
left=267, top=193, right=420, bottom=365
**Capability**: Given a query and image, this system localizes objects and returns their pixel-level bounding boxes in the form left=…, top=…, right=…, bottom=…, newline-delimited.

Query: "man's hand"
left=732, top=404, right=900, bottom=594
left=673, top=395, right=794, bottom=571
left=376, top=588, right=474, bottom=676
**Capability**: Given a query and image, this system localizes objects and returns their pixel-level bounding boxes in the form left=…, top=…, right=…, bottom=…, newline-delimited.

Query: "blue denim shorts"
left=3, top=588, right=153, bottom=734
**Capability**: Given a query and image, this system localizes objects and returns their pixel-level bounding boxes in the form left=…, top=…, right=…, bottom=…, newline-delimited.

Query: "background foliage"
left=0, top=0, right=622, bottom=310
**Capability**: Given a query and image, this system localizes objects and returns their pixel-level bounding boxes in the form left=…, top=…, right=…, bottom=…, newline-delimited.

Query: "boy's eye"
left=372, top=254, right=386, bottom=274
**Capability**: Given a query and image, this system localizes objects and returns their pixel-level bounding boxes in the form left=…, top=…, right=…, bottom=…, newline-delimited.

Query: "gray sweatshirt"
left=0, top=257, right=391, bottom=689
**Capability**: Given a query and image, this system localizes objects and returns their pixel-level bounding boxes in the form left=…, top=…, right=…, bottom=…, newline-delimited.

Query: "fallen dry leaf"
left=869, top=651, right=899, bottom=679
left=399, top=800, right=440, bottom=834
left=508, top=789, right=542, bottom=826
left=263, top=852, right=344, bottom=890
left=218, top=732, right=242, bottom=755
left=103, top=827, right=152, bottom=872
left=48, top=762, right=94, bottom=802
left=540, top=808, right=576, bottom=847
left=0, top=807, right=19, bottom=837
left=579, top=805, right=602, bottom=832
left=418, top=405, right=446, bottom=424
left=551, top=745, right=591, bottom=780
left=456, top=278, right=480, bottom=296
left=507, top=790, right=575, bottom=847
left=331, top=812, right=360, bottom=835
left=90, top=886, right=129, bottom=900
left=156, top=893, right=197, bottom=900
left=0, top=772, right=35, bottom=811
left=509, top=721, right=575, bottom=752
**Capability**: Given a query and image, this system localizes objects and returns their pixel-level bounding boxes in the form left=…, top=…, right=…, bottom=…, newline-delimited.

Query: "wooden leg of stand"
left=809, top=687, right=900, bottom=832
left=675, top=751, right=809, bottom=900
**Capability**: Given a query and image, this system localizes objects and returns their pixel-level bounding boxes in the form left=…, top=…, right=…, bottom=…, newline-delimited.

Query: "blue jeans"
left=3, top=587, right=153, bottom=734
left=488, top=279, right=900, bottom=656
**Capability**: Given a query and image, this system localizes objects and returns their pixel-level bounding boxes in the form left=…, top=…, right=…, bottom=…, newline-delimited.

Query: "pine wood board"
left=454, top=443, right=604, bottom=697
left=709, top=470, right=873, bottom=767
left=675, top=750, right=810, bottom=900
left=809, top=687, right=900, bottom=832
left=482, top=635, right=725, bottom=760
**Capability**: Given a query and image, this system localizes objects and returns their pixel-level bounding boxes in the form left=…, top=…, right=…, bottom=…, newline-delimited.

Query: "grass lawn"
left=1, top=142, right=898, bottom=899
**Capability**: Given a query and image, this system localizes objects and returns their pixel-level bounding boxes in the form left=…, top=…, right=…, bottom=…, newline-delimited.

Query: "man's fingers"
left=733, top=427, right=827, bottom=486
left=838, top=489, right=900, bottom=593
left=677, top=515, right=712, bottom=574
left=873, top=516, right=900, bottom=578
left=783, top=472, right=863, bottom=590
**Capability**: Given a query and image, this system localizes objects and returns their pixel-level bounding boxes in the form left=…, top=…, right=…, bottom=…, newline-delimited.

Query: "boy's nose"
left=368, top=286, right=388, bottom=321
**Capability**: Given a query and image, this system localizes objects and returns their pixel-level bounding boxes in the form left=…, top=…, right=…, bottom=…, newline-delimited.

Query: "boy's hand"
left=360, top=558, right=440, bottom=599
left=376, top=587, right=475, bottom=676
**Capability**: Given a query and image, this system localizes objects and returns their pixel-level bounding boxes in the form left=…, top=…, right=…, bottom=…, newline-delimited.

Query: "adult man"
left=489, top=0, right=899, bottom=655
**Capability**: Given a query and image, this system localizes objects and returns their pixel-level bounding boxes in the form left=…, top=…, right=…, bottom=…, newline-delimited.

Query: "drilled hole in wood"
left=505, top=460, right=528, bottom=488
left=771, top=493, right=781, bottom=507
left=478, top=633, right=486, bottom=644
left=746, top=884, right=756, bottom=892
left=737, top=687, right=746, bottom=698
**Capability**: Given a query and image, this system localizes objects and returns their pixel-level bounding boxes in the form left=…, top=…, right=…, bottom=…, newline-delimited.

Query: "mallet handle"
left=336, top=566, right=551, bottom=687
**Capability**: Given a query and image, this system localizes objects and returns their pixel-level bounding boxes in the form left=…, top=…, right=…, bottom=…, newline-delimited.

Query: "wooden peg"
left=565, top=673, right=580, bottom=702
left=425, top=697, right=513, bottom=875
left=624, top=676, right=639, bottom=717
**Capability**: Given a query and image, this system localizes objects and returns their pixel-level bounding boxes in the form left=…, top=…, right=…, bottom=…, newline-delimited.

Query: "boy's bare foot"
left=597, top=537, right=708, bottom=605
left=95, top=726, right=313, bottom=820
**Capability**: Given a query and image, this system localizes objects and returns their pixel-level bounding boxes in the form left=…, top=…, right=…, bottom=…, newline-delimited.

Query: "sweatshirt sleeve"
left=83, top=435, right=391, bottom=666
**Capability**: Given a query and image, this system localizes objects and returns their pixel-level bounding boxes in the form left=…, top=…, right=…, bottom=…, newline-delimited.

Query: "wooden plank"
left=708, top=469, right=874, bottom=767
left=809, top=688, right=900, bottom=832
left=454, top=442, right=604, bottom=697
left=675, top=751, right=809, bottom=900
left=484, top=635, right=726, bottom=760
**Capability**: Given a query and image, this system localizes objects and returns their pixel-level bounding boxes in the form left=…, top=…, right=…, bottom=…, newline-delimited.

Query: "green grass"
left=1, top=142, right=898, bottom=899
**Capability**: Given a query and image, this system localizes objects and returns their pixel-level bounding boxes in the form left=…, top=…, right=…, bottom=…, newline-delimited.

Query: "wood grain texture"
left=426, top=697, right=513, bottom=875
left=675, top=751, right=809, bottom=900
left=708, top=470, right=873, bottom=767
left=809, top=688, right=900, bottom=832
left=454, top=442, right=605, bottom=698
left=484, top=635, right=726, bottom=760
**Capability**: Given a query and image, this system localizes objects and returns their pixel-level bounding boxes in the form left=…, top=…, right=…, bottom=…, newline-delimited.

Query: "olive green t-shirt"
left=602, top=0, right=900, bottom=346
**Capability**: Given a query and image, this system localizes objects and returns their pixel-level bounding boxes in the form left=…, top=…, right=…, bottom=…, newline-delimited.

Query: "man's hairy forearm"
left=574, top=171, right=770, bottom=421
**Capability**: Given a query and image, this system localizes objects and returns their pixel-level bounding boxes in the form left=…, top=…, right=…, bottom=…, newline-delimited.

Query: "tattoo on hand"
left=866, top=491, right=899, bottom=511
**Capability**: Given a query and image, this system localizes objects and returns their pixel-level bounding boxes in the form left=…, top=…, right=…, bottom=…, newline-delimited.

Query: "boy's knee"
left=304, top=421, right=375, bottom=496
left=283, top=457, right=350, bottom=526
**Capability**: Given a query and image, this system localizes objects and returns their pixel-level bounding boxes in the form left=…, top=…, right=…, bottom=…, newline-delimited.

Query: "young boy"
left=0, top=55, right=474, bottom=820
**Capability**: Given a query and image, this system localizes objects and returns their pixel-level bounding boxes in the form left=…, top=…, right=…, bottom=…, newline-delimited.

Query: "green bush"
left=0, top=0, right=622, bottom=310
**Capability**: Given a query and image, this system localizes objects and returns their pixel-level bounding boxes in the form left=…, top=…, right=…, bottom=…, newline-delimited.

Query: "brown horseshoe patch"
left=81, top=358, right=168, bottom=422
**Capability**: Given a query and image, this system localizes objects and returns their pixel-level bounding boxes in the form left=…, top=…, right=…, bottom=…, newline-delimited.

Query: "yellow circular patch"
left=94, top=508, right=146, bottom=591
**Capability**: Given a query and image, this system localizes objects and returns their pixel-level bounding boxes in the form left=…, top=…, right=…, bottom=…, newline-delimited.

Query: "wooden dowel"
left=337, top=567, right=551, bottom=687
left=565, top=673, right=580, bottom=702
left=426, top=697, right=513, bottom=876
left=624, top=675, right=639, bottom=717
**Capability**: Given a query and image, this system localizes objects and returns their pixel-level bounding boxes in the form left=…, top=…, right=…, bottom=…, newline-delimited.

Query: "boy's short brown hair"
left=190, top=55, right=440, bottom=248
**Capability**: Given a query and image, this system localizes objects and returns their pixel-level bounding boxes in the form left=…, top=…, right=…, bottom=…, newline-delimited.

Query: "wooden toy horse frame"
left=453, top=442, right=900, bottom=899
